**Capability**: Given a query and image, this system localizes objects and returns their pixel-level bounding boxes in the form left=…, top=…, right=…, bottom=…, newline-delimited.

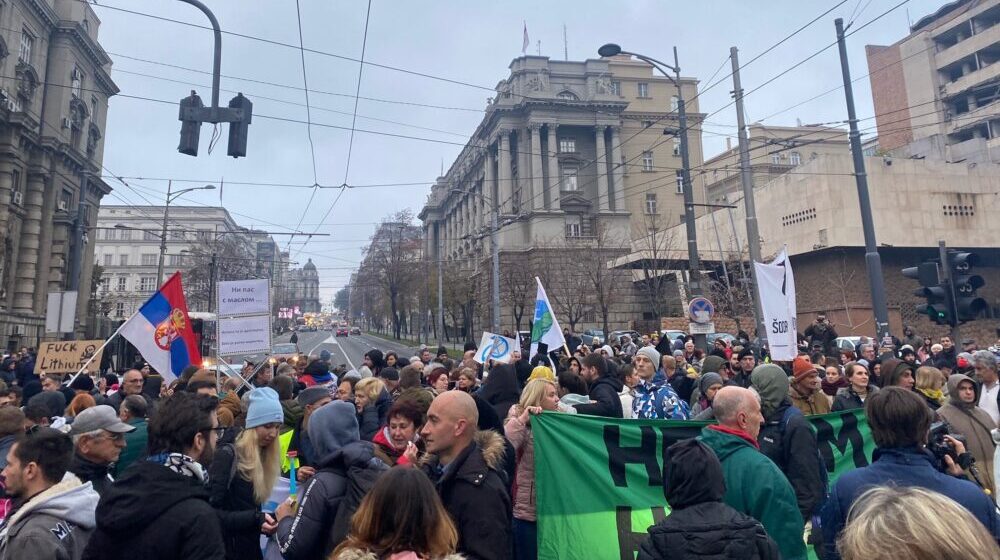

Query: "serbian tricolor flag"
left=119, top=272, right=202, bottom=382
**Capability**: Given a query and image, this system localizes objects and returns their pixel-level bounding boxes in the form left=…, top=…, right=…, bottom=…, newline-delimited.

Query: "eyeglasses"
left=95, top=432, right=126, bottom=442
left=202, top=426, right=226, bottom=438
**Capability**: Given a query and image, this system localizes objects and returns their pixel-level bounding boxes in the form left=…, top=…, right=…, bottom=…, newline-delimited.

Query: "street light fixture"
left=156, top=181, right=216, bottom=286
left=598, top=42, right=706, bottom=349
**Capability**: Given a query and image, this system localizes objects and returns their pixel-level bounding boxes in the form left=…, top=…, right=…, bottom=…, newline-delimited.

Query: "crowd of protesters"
left=0, top=319, right=998, bottom=560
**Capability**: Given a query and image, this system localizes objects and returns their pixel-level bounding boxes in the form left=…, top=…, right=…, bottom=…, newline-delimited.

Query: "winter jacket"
left=698, top=426, right=806, bottom=560
left=757, top=401, right=826, bottom=522
left=637, top=501, right=780, bottom=560
left=420, top=430, right=513, bottom=560
left=936, top=374, right=997, bottom=497
left=357, top=404, right=381, bottom=441
left=831, top=384, right=879, bottom=411
left=275, top=401, right=389, bottom=560
left=619, top=387, right=635, bottom=419
left=632, top=379, right=689, bottom=420
left=69, top=453, right=115, bottom=498
left=478, top=364, right=521, bottom=421
left=788, top=384, right=831, bottom=416
left=504, top=405, right=539, bottom=522
left=0, top=474, right=99, bottom=560
left=217, top=392, right=243, bottom=427
left=667, top=368, right=696, bottom=403
left=573, top=374, right=624, bottom=418
left=281, top=399, right=304, bottom=433
left=821, top=446, right=1000, bottom=560
left=371, top=427, right=414, bottom=467
left=82, top=461, right=225, bottom=560
left=333, top=549, right=466, bottom=560
left=207, top=443, right=265, bottom=560
left=114, top=418, right=148, bottom=477
left=0, top=436, right=16, bottom=471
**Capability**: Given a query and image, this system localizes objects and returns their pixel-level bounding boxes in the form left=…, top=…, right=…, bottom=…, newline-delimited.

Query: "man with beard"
left=82, top=393, right=225, bottom=560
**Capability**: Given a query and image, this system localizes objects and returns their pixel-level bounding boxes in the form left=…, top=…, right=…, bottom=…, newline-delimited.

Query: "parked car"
left=660, top=330, right=687, bottom=344
left=706, top=332, right=737, bottom=347
left=580, top=329, right=605, bottom=347
left=608, top=330, right=641, bottom=346
left=271, top=343, right=299, bottom=363
left=350, top=326, right=361, bottom=335
left=336, top=327, right=349, bottom=337
left=834, top=336, right=863, bottom=353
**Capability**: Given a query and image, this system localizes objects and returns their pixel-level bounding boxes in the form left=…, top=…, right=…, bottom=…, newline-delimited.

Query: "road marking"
left=306, top=337, right=339, bottom=358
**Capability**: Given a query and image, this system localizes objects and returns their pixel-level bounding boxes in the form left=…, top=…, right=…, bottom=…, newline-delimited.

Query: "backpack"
left=776, top=407, right=830, bottom=515
left=326, top=460, right=389, bottom=551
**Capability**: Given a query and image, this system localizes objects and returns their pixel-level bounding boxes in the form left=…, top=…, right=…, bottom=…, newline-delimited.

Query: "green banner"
left=533, top=409, right=874, bottom=560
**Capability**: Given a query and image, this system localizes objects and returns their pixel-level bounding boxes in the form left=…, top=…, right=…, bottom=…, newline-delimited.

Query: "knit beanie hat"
left=701, top=355, right=727, bottom=375
left=792, top=356, right=816, bottom=384
left=69, top=375, right=95, bottom=392
left=297, top=386, right=331, bottom=407
left=245, top=387, right=283, bottom=428
left=636, top=346, right=661, bottom=368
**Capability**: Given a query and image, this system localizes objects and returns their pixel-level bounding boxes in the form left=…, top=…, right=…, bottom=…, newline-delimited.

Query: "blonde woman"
left=504, top=378, right=561, bottom=560
left=354, top=377, right=386, bottom=440
left=914, top=366, right=945, bottom=411
left=208, top=387, right=283, bottom=560
left=838, top=486, right=1000, bottom=560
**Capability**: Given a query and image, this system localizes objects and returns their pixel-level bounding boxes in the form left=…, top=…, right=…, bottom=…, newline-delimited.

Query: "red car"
left=336, top=327, right=349, bottom=337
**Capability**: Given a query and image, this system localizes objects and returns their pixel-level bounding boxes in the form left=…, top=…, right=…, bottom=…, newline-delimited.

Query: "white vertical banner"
left=754, top=247, right=797, bottom=361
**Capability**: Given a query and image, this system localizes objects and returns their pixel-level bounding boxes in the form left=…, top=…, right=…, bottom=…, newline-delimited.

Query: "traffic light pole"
left=836, top=18, right=892, bottom=343
left=938, top=241, right=961, bottom=341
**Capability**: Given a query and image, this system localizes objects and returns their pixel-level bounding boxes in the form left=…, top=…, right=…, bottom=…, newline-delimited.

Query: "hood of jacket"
left=880, top=358, right=914, bottom=389
left=946, top=373, right=980, bottom=409
left=750, top=363, right=789, bottom=418
left=308, top=400, right=363, bottom=466
left=3, top=473, right=98, bottom=536
left=281, top=399, right=304, bottom=428
left=700, top=355, right=727, bottom=375
left=591, top=373, right=624, bottom=394
left=91, top=461, right=208, bottom=532
left=665, top=439, right=725, bottom=510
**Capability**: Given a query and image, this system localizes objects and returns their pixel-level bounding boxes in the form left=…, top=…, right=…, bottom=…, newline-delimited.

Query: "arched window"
left=556, top=90, right=578, bottom=101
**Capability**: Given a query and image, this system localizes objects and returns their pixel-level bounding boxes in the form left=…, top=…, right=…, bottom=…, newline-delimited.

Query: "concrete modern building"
left=94, top=205, right=253, bottom=317
left=284, top=259, right=320, bottom=314
left=613, top=152, right=1000, bottom=342
left=700, top=124, right=849, bottom=204
left=0, top=0, right=118, bottom=350
left=419, top=54, right=705, bottom=332
left=866, top=0, right=1000, bottom=163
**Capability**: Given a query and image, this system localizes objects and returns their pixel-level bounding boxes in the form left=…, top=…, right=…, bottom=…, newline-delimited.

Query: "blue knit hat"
left=245, top=387, right=283, bottom=428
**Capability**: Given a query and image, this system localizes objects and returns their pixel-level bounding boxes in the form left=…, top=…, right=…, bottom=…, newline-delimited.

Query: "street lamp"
left=157, top=181, right=215, bottom=286
left=598, top=43, right=707, bottom=349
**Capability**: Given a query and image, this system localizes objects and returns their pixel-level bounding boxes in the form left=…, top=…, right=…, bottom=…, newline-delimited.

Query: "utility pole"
left=156, top=180, right=172, bottom=287
left=836, top=18, right=892, bottom=342
left=730, top=47, right=766, bottom=341
left=490, top=204, right=501, bottom=334
left=437, top=226, right=444, bottom=347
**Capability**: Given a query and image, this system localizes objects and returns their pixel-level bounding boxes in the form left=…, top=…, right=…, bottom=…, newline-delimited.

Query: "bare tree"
left=539, top=262, right=591, bottom=333
left=501, top=263, right=534, bottom=333
left=182, top=234, right=256, bottom=312
left=706, top=252, right=755, bottom=334
left=363, top=210, right=422, bottom=340
left=579, top=223, right=629, bottom=337
left=631, top=212, right=682, bottom=319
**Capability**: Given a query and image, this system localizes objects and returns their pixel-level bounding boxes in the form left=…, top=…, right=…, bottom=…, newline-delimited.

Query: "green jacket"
left=699, top=425, right=807, bottom=560
left=115, top=418, right=148, bottom=477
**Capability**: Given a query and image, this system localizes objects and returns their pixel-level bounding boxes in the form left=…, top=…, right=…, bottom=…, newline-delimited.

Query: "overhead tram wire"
left=289, top=0, right=322, bottom=242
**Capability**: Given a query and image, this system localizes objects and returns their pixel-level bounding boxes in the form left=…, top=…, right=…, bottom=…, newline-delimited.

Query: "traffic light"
left=903, top=261, right=952, bottom=325
left=948, top=251, right=987, bottom=322
left=226, top=93, right=253, bottom=158
left=178, top=91, right=204, bottom=156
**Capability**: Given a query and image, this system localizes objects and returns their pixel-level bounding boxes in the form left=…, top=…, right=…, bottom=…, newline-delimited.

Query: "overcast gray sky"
left=95, top=0, right=945, bottom=303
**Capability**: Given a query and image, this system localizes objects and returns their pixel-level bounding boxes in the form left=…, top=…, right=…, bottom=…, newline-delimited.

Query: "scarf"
left=917, top=387, right=944, bottom=405
left=147, top=452, right=207, bottom=483
left=706, top=424, right=760, bottom=449
left=821, top=376, right=849, bottom=397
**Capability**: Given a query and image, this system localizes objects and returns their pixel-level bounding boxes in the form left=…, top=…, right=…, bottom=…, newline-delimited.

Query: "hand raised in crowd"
left=296, top=466, right=316, bottom=483
left=518, top=405, right=543, bottom=425
left=403, top=440, right=420, bottom=464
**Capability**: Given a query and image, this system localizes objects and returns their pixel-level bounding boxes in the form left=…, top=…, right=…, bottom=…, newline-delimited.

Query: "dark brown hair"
left=333, top=467, right=457, bottom=558
left=866, top=387, right=931, bottom=449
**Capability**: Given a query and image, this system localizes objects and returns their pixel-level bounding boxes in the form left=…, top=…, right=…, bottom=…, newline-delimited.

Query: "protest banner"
left=35, top=340, right=104, bottom=374
left=474, top=332, right=517, bottom=364
left=533, top=410, right=874, bottom=560
left=755, top=247, right=797, bottom=361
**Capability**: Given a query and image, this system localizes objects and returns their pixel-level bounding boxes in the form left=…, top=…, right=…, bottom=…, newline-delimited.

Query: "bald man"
left=698, top=387, right=807, bottom=560
left=420, top=391, right=512, bottom=560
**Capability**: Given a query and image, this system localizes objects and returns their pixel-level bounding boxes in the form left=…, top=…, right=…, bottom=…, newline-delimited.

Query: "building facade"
left=94, top=205, right=259, bottom=317
left=419, top=54, right=705, bottom=333
left=284, top=259, right=320, bottom=314
left=0, top=0, right=117, bottom=350
left=700, top=124, right=849, bottom=203
left=866, top=0, right=1000, bottom=163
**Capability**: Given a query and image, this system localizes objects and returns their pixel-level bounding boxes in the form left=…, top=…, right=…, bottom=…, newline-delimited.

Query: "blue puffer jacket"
left=820, top=446, right=1000, bottom=559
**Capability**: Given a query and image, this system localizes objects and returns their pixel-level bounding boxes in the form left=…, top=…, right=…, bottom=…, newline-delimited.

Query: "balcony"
left=941, top=60, right=1000, bottom=97
left=935, top=29, right=1000, bottom=70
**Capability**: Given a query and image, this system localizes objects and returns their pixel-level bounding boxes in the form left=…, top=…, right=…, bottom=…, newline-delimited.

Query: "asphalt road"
left=273, top=329, right=419, bottom=372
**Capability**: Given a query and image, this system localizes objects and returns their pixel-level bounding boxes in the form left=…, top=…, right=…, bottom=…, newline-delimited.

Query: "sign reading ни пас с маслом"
left=217, top=279, right=270, bottom=316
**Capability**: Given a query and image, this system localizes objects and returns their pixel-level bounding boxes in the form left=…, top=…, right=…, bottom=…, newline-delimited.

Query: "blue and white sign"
left=687, top=297, right=716, bottom=324
left=474, top=332, right=517, bottom=364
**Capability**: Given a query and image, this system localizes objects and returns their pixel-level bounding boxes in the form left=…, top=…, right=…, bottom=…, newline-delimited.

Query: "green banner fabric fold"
left=533, top=409, right=874, bottom=560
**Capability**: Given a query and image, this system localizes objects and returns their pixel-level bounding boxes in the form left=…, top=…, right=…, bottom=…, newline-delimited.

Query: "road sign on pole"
left=687, top=297, right=715, bottom=325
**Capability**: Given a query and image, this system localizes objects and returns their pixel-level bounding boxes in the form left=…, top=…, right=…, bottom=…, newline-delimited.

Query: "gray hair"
left=860, top=344, right=875, bottom=353
left=72, top=428, right=106, bottom=446
left=122, top=395, right=148, bottom=419
left=971, top=350, right=998, bottom=371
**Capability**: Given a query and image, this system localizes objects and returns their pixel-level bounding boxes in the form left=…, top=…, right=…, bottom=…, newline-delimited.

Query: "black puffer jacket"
left=421, top=430, right=513, bottom=560
left=638, top=438, right=779, bottom=560
left=757, top=400, right=826, bottom=521
left=82, top=461, right=225, bottom=560
left=574, top=374, right=624, bottom=417
left=69, top=452, right=115, bottom=497
left=207, top=443, right=266, bottom=560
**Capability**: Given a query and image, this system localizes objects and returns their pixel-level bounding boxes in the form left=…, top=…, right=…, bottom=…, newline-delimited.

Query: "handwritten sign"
left=34, top=340, right=104, bottom=374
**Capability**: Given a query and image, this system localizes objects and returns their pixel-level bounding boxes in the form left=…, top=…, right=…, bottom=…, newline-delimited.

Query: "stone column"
left=485, top=146, right=496, bottom=215
left=595, top=126, right=610, bottom=211
left=547, top=124, right=560, bottom=210
left=530, top=124, right=544, bottom=211
left=13, top=171, right=45, bottom=312
left=497, top=130, right=512, bottom=215
left=610, top=126, right=626, bottom=211
left=517, top=129, right=529, bottom=212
